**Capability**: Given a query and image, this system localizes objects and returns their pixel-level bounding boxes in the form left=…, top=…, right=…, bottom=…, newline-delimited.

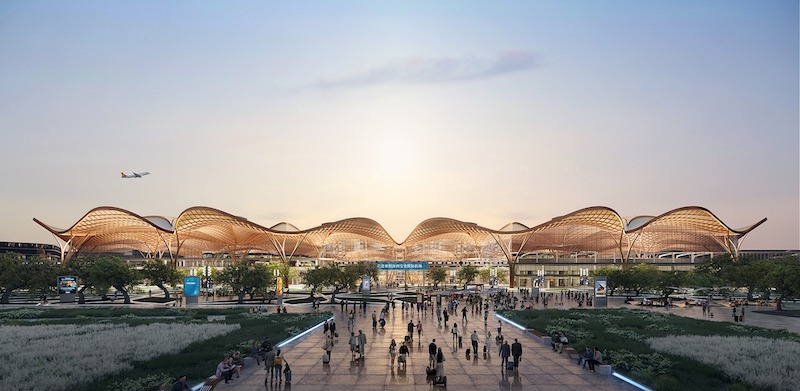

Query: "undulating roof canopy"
left=34, top=206, right=766, bottom=264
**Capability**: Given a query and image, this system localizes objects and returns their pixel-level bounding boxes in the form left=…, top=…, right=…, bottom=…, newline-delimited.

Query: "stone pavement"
left=212, top=302, right=639, bottom=391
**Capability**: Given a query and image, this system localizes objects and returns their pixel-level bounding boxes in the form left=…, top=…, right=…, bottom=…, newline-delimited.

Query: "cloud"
left=313, top=50, right=540, bottom=90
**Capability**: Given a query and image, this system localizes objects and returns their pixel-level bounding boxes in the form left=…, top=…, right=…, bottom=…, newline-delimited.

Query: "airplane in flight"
left=121, top=172, right=150, bottom=178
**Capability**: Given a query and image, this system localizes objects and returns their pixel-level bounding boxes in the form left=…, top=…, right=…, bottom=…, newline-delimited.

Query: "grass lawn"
left=0, top=307, right=329, bottom=391
left=500, top=308, right=800, bottom=391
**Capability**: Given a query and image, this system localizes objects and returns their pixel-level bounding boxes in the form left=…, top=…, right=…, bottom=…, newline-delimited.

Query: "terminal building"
left=26, top=205, right=792, bottom=288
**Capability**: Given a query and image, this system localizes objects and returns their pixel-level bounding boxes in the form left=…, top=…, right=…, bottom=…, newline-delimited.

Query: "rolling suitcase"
left=322, top=353, right=330, bottom=363
left=433, top=376, right=447, bottom=386
left=506, top=360, right=514, bottom=370
left=465, top=349, right=471, bottom=359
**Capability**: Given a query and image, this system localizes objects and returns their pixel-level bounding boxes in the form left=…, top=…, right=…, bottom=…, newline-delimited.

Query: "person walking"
left=428, top=339, right=438, bottom=368
left=485, top=331, right=492, bottom=354
left=330, top=320, right=337, bottom=338
left=407, top=320, right=415, bottom=341
left=323, top=334, right=334, bottom=361
left=389, top=339, right=397, bottom=364
left=416, top=320, right=423, bottom=338
left=358, top=329, right=367, bottom=358
left=451, top=323, right=459, bottom=345
left=272, top=350, right=284, bottom=383
left=499, top=340, right=511, bottom=369
left=470, top=330, right=479, bottom=358
left=435, top=347, right=446, bottom=378
left=263, top=348, right=276, bottom=383
left=511, top=338, right=522, bottom=368
left=349, top=332, right=358, bottom=360
left=372, top=310, right=377, bottom=328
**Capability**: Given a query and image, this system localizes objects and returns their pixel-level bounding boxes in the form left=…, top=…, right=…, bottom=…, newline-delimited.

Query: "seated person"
left=216, top=357, right=235, bottom=383
left=230, top=352, right=242, bottom=378
left=170, top=375, right=189, bottom=391
left=554, top=332, right=569, bottom=353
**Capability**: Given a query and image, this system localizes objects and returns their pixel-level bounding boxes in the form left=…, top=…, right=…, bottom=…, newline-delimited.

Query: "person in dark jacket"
left=171, top=375, right=189, bottom=391
left=499, top=340, right=511, bottom=369
left=511, top=339, right=522, bottom=367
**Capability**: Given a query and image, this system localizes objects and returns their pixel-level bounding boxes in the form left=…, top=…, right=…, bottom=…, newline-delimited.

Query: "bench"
left=198, top=376, right=223, bottom=391
left=526, top=329, right=552, bottom=346
left=243, top=356, right=257, bottom=368
left=563, top=347, right=580, bottom=359
left=596, top=364, right=612, bottom=376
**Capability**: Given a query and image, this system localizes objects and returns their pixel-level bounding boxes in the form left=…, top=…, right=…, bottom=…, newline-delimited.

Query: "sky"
left=0, top=1, right=798, bottom=250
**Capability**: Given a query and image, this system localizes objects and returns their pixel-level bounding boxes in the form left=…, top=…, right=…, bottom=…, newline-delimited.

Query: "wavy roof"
left=34, top=206, right=766, bottom=262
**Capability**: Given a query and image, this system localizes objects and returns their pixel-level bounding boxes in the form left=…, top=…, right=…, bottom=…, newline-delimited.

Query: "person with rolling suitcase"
left=434, top=347, right=447, bottom=386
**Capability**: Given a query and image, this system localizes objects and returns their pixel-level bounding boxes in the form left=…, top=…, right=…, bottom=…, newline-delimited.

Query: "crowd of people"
left=162, top=288, right=616, bottom=390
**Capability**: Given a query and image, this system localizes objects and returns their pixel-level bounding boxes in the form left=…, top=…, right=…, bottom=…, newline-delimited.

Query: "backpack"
left=274, top=356, right=283, bottom=366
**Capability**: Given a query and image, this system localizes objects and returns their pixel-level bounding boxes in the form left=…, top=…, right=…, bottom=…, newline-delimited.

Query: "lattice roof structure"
left=34, top=206, right=765, bottom=268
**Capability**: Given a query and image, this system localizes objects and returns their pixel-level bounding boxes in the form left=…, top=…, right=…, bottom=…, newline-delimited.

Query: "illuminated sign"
left=57, top=276, right=78, bottom=295
left=594, top=277, right=607, bottom=298
left=376, top=261, right=429, bottom=270
left=184, top=276, right=200, bottom=297
left=276, top=276, right=283, bottom=297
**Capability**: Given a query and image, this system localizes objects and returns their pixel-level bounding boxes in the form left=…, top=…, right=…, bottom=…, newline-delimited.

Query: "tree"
left=86, top=256, right=140, bottom=304
left=24, top=258, right=57, bottom=300
left=217, top=262, right=272, bottom=304
left=591, top=266, right=622, bottom=296
left=0, top=252, right=25, bottom=303
left=627, top=264, right=659, bottom=295
left=479, top=269, right=491, bottom=283
left=64, top=256, right=93, bottom=304
left=496, top=268, right=509, bottom=285
left=766, top=255, right=800, bottom=310
left=140, top=260, right=182, bottom=300
left=429, top=268, right=447, bottom=288
left=302, top=267, right=328, bottom=297
left=456, top=265, right=479, bottom=285
left=723, top=256, right=771, bottom=300
left=655, top=270, right=686, bottom=303
left=684, top=268, right=724, bottom=290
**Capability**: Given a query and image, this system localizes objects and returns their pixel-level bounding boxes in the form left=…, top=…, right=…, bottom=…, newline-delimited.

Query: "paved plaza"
left=212, top=302, right=640, bottom=391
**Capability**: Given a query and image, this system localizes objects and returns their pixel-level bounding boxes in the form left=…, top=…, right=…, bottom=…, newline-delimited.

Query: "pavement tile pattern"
left=213, top=302, right=640, bottom=391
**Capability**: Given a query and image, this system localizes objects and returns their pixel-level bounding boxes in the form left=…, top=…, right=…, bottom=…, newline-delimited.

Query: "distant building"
left=0, top=241, right=60, bottom=262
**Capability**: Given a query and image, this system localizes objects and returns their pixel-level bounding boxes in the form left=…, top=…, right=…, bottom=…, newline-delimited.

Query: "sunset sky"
left=1, top=1, right=797, bottom=249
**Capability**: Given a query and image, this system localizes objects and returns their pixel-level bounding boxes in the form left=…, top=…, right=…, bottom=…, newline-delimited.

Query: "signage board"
left=361, top=276, right=371, bottom=295
left=57, top=276, right=78, bottom=295
left=376, top=261, right=429, bottom=271
left=594, top=277, right=607, bottom=298
left=184, top=276, right=200, bottom=297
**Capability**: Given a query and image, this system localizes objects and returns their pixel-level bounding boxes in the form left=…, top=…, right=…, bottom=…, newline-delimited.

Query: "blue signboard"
left=57, top=276, right=78, bottom=294
left=184, top=276, right=200, bottom=297
left=376, top=261, right=429, bottom=271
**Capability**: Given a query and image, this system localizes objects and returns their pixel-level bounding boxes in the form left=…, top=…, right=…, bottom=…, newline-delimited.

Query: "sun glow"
left=375, top=136, right=417, bottom=178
